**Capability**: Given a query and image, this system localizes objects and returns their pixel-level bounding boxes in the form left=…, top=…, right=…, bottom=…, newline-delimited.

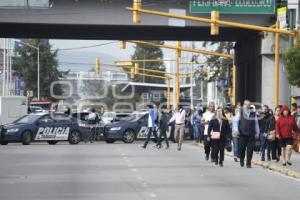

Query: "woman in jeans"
left=232, top=107, right=240, bottom=162
left=208, top=107, right=231, bottom=167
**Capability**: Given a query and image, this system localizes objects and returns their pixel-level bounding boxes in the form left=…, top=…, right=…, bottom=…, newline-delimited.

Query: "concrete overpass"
left=0, top=0, right=288, bottom=107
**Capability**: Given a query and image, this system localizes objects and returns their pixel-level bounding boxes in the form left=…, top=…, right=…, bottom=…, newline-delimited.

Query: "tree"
left=13, top=39, right=67, bottom=100
left=284, top=44, right=300, bottom=87
left=131, top=41, right=165, bottom=84
left=201, top=42, right=235, bottom=102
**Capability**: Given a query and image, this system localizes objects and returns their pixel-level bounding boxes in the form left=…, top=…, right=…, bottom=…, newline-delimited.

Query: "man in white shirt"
left=169, top=105, right=186, bottom=151
left=202, top=102, right=215, bottom=161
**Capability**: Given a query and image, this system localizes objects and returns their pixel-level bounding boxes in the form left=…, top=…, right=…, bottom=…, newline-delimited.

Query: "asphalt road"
left=0, top=141, right=299, bottom=200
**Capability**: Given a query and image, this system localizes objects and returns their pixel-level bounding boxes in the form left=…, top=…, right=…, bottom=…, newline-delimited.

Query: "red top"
left=275, top=105, right=299, bottom=139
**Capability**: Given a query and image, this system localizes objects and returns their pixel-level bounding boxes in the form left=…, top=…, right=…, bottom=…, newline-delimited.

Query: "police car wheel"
left=1, top=142, right=8, bottom=145
left=122, top=130, right=135, bottom=143
left=22, top=131, right=32, bottom=145
left=69, top=131, right=81, bottom=145
left=48, top=141, right=58, bottom=145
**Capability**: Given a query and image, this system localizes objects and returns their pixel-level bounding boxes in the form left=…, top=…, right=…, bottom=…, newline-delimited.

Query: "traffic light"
left=211, top=11, right=220, bottom=35
left=133, top=0, right=142, bottom=23
left=96, top=57, right=101, bottom=74
left=134, top=63, right=139, bottom=75
left=120, top=40, right=126, bottom=49
left=130, top=67, right=135, bottom=79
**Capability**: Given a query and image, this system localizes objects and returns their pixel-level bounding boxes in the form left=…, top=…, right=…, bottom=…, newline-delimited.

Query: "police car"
left=0, top=112, right=86, bottom=145
left=103, top=112, right=171, bottom=144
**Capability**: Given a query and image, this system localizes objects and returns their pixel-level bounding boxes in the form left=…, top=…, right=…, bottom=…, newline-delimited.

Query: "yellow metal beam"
left=274, top=21, right=280, bottom=106
left=115, top=58, right=195, bottom=65
left=232, top=63, right=236, bottom=105
left=126, top=6, right=297, bottom=37
left=128, top=40, right=234, bottom=59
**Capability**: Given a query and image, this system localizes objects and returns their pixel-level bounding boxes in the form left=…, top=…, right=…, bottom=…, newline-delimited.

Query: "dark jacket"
left=260, top=113, right=270, bottom=134
left=208, top=118, right=231, bottom=141
left=238, top=110, right=257, bottom=136
left=266, top=115, right=276, bottom=132
left=159, top=112, right=169, bottom=130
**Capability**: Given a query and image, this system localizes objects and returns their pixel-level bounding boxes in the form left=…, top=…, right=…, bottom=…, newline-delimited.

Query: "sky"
left=50, top=40, right=207, bottom=72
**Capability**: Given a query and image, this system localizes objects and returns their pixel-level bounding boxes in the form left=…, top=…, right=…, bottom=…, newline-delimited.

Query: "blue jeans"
left=260, top=133, right=271, bottom=159
left=233, top=137, right=239, bottom=158
left=193, top=125, right=200, bottom=142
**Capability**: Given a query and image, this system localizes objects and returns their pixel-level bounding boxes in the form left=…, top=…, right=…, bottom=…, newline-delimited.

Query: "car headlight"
left=110, top=127, right=121, bottom=131
left=7, top=128, right=19, bottom=133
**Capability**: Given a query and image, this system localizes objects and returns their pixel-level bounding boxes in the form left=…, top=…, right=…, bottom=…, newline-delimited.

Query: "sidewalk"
left=195, top=143, right=300, bottom=179
left=251, top=150, right=300, bottom=178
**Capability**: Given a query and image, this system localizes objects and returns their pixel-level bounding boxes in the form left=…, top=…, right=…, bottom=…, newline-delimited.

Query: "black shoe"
left=246, top=164, right=252, bottom=168
left=276, top=157, right=280, bottom=162
left=287, top=161, right=292, bottom=166
left=261, top=157, right=265, bottom=162
left=283, top=163, right=287, bottom=166
left=140, top=145, right=146, bottom=149
left=215, top=161, right=218, bottom=165
left=240, top=161, right=245, bottom=167
left=234, top=157, right=238, bottom=162
left=219, top=162, right=223, bottom=167
left=205, top=155, right=209, bottom=161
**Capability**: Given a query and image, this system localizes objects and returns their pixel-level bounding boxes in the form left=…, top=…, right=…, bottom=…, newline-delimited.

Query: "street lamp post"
left=15, top=40, right=40, bottom=100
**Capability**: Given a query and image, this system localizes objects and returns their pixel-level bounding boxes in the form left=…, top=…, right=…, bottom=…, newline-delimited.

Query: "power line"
left=57, top=41, right=117, bottom=51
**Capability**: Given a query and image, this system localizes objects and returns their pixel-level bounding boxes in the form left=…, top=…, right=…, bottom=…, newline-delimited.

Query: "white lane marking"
left=149, top=193, right=157, bottom=198
left=127, top=163, right=135, bottom=168
left=130, top=168, right=138, bottom=172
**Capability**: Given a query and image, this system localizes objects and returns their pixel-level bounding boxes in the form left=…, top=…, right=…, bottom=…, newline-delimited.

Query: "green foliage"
left=131, top=41, right=165, bottom=84
left=13, top=39, right=67, bottom=100
left=283, top=44, right=300, bottom=87
left=202, top=41, right=234, bottom=82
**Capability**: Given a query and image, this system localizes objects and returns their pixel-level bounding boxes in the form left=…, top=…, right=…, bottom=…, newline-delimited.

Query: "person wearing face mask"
left=259, top=105, right=272, bottom=161
left=275, top=105, right=299, bottom=166
left=207, top=107, right=231, bottom=167
left=232, top=106, right=241, bottom=162
left=238, top=100, right=260, bottom=168
left=168, top=105, right=186, bottom=151
left=201, top=102, right=216, bottom=161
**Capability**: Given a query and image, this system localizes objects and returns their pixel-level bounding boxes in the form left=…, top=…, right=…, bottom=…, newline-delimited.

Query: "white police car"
left=0, top=113, right=85, bottom=145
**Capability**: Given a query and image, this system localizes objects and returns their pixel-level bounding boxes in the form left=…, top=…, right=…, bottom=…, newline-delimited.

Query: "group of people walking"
left=201, top=100, right=300, bottom=168
left=140, top=100, right=300, bottom=168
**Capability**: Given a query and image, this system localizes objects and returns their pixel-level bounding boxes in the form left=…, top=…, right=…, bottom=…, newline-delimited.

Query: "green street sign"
left=190, top=0, right=275, bottom=14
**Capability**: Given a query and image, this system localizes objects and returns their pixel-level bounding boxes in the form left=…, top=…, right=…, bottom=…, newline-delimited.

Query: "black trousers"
left=143, top=127, right=158, bottom=147
left=239, top=135, right=255, bottom=165
left=157, top=128, right=169, bottom=147
left=211, top=139, right=226, bottom=163
left=204, top=135, right=212, bottom=158
left=271, top=138, right=281, bottom=159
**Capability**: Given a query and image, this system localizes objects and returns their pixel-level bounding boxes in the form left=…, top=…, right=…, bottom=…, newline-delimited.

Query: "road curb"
left=194, top=143, right=300, bottom=179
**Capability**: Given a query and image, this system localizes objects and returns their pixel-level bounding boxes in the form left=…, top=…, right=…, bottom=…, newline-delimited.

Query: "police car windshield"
left=127, top=113, right=145, bottom=121
left=14, top=114, right=42, bottom=124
